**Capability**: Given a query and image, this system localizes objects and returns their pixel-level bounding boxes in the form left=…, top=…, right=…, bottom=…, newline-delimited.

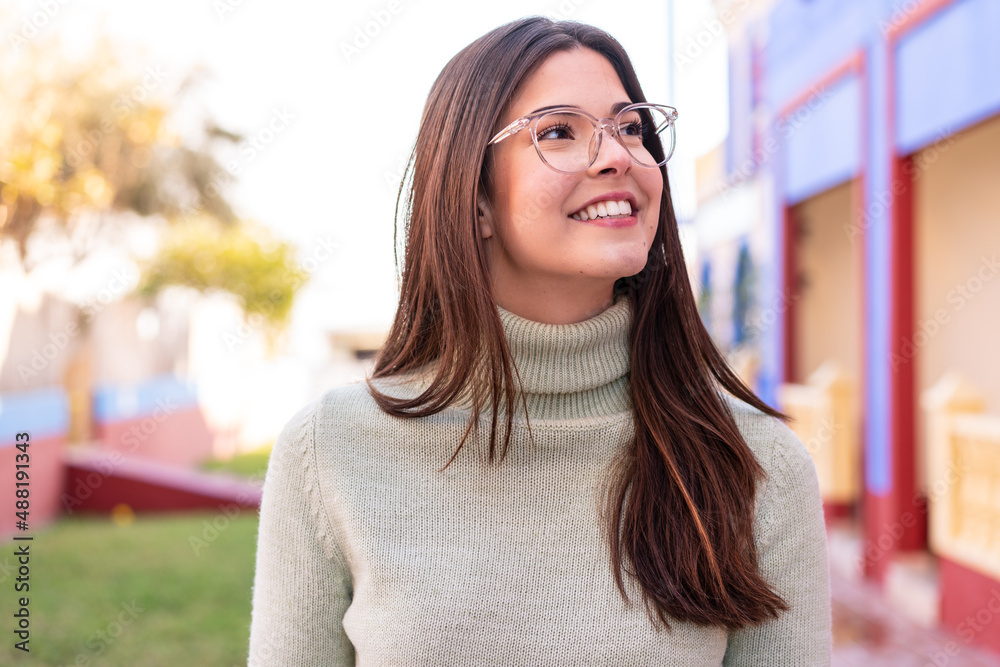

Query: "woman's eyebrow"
left=527, top=101, right=633, bottom=115
left=527, top=104, right=577, bottom=115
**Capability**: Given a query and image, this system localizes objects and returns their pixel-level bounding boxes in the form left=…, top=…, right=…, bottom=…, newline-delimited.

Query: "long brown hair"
left=367, top=17, right=789, bottom=631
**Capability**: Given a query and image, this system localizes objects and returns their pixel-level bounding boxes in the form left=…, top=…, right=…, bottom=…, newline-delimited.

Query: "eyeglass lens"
left=532, top=105, right=674, bottom=172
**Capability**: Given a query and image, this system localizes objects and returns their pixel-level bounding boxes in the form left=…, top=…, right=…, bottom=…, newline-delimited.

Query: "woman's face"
left=482, top=47, right=663, bottom=322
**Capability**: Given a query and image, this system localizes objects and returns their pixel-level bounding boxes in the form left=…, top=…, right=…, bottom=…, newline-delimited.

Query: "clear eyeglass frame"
left=487, top=102, right=679, bottom=174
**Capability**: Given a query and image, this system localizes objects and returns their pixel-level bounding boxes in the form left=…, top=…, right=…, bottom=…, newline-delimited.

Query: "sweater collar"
left=370, top=296, right=634, bottom=421
left=495, top=295, right=632, bottom=420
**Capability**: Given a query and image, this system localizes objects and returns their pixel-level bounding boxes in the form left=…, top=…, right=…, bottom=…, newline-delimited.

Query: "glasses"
left=487, top=103, right=678, bottom=173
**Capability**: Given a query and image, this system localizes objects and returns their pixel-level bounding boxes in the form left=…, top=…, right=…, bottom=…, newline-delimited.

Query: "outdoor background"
left=2, top=0, right=999, bottom=665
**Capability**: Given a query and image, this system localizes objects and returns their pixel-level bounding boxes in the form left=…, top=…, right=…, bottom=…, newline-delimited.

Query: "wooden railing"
left=777, top=361, right=858, bottom=504
left=923, top=374, right=1000, bottom=581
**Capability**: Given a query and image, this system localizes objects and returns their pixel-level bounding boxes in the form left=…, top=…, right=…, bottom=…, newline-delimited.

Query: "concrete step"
left=886, top=551, right=941, bottom=628
left=827, top=518, right=865, bottom=582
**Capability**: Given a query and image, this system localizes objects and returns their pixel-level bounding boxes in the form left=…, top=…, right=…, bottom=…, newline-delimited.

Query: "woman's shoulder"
left=719, top=392, right=824, bottom=558
left=267, top=382, right=370, bottom=457
left=719, top=392, right=819, bottom=496
left=279, top=379, right=394, bottom=436
left=272, top=371, right=446, bottom=460
left=275, top=381, right=372, bottom=430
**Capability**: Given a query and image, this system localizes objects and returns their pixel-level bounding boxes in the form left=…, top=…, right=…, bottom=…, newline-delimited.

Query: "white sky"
left=3, top=0, right=730, bottom=332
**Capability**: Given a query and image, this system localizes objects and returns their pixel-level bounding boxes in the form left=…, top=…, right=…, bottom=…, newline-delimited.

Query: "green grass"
left=201, top=445, right=273, bottom=480
left=0, top=511, right=259, bottom=666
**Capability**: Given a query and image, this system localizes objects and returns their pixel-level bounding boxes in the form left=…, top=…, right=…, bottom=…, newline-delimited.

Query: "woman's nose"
left=587, top=122, right=634, bottom=175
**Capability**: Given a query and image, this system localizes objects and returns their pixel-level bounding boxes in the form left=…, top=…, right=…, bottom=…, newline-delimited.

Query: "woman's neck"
left=490, top=279, right=619, bottom=324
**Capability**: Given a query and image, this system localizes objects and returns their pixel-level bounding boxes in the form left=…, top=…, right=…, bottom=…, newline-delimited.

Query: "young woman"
left=249, top=17, right=831, bottom=666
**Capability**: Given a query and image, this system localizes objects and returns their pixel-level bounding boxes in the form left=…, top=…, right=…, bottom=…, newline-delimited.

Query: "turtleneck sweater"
left=248, top=297, right=832, bottom=666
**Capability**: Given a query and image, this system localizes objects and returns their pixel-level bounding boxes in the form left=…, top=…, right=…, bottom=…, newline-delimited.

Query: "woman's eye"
left=621, top=121, right=643, bottom=137
left=536, top=124, right=574, bottom=141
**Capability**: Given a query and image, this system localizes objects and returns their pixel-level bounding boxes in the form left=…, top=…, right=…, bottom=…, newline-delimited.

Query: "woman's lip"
left=569, top=214, right=638, bottom=228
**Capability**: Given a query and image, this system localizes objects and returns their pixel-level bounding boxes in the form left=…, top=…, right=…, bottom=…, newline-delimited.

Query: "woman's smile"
left=568, top=190, right=639, bottom=226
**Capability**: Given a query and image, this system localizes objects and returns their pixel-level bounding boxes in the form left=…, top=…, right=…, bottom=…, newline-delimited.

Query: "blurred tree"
left=137, top=216, right=308, bottom=348
left=0, top=28, right=307, bottom=438
left=697, top=261, right=714, bottom=336
left=0, top=31, right=307, bottom=329
left=0, top=36, right=240, bottom=267
left=733, top=242, right=756, bottom=346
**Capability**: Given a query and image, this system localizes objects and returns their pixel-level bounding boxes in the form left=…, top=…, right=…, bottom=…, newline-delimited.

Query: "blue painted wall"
left=763, top=0, right=1000, bottom=174
left=783, top=73, right=863, bottom=204
left=93, top=374, right=199, bottom=424
left=0, top=387, right=69, bottom=446
left=863, top=36, right=895, bottom=496
left=765, top=0, right=878, bottom=114
left=896, top=0, right=1000, bottom=154
left=727, top=41, right=754, bottom=179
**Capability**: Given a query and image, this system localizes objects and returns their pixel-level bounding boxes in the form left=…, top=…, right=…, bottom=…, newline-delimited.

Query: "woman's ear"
left=477, top=195, right=495, bottom=239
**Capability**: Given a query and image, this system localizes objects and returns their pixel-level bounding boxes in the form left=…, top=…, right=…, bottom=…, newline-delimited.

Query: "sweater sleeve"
left=248, top=400, right=355, bottom=666
left=723, top=421, right=832, bottom=666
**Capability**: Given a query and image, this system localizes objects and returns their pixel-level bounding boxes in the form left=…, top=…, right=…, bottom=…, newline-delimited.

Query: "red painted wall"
left=939, top=557, right=1000, bottom=655
left=93, top=405, right=214, bottom=466
left=0, top=435, right=65, bottom=540
left=62, top=449, right=261, bottom=515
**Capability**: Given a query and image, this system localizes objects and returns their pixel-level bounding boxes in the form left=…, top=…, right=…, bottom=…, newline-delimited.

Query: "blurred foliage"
left=697, top=261, right=713, bottom=334
left=202, top=443, right=273, bottom=479
left=137, top=217, right=308, bottom=338
left=0, top=34, right=240, bottom=261
left=0, top=32, right=239, bottom=265
left=0, top=27, right=310, bottom=338
left=733, top=243, right=756, bottom=345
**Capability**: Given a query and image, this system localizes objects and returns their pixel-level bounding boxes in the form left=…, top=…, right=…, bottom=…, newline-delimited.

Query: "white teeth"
left=571, top=199, right=633, bottom=220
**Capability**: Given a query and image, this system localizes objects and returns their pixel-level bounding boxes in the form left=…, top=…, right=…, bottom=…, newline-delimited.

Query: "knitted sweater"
left=248, top=296, right=832, bottom=666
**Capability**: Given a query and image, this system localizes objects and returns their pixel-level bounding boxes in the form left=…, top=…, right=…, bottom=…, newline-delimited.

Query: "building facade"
left=696, top=0, right=1000, bottom=651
